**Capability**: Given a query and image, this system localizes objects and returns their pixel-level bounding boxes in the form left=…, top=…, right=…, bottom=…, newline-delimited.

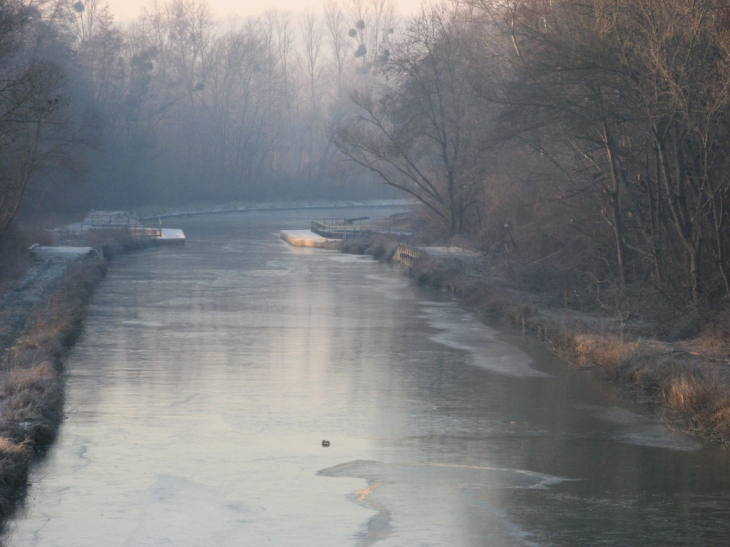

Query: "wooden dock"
left=156, top=228, right=186, bottom=245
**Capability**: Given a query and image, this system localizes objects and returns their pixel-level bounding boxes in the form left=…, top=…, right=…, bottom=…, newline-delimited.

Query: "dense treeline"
left=4, top=0, right=730, bottom=308
left=0, top=1, right=90, bottom=242
left=0, top=0, right=398, bottom=243
left=335, top=0, right=730, bottom=308
left=76, top=0, right=397, bottom=207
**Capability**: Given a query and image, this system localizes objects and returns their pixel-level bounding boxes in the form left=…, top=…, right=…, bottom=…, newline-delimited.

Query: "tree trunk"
left=602, top=121, right=627, bottom=286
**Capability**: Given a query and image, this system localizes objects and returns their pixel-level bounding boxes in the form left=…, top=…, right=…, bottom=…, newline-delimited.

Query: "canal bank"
left=9, top=207, right=730, bottom=547
left=0, top=253, right=105, bottom=519
left=0, top=232, right=169, bottom=528
left=332, top=233, right=730, bottom=445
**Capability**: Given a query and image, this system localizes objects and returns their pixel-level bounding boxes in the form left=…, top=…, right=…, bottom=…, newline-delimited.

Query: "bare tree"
left=345, top=0, right=396, bottom=73
left=471, top=0, right=730, bottom=300
left=334, top=6, right=484, bottom=236
left=69, top=0, right=108, bottom=43
left=0, top=0, right=87, bottom=239
left=324, top=0, right=350, bottom=97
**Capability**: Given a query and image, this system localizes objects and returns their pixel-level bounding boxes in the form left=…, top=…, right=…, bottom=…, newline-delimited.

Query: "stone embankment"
left=340, top=236, right=730, bottom=445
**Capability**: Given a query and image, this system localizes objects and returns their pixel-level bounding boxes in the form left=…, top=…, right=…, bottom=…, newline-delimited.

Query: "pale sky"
left=105, top=0, right=423, bottom=24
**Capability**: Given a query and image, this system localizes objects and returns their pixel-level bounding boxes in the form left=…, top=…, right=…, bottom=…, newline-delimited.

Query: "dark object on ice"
left=322, top=440, right=330, bottom=447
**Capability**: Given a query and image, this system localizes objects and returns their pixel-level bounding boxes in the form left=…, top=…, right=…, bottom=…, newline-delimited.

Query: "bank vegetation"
left=339, top=230, right=730, bottom=444
left=0, top=230, right=155, bottom=527
left=330, top=0, right=730, bottom=443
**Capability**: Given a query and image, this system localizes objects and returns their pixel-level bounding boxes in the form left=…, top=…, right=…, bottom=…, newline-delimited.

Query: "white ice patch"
left=240, top=269, right=291, bottom=278
left=324, top=253, right=373, bottom=263
left=127, top=475, right=261, bottom=547
left=363, top=273, right=411, bottom=300
left=591, top=406, right=701, bottom=451
left=120, top=320, right=167, bottom=328
left=320, top=460, right=565, bottom=547
left=320, top=460, right=568, bottom=489
left=420, top=302, right=548, bottom=378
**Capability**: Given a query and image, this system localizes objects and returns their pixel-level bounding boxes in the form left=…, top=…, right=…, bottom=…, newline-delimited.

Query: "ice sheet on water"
left=587, top=406, right=701, bottom=451
left=319, top=460, right=569, bottom=489
left=420, top=301, right=549, bottom=378
left=320, top=460, right=566, bottom=547
left=127, top=475, right=262, bottom=547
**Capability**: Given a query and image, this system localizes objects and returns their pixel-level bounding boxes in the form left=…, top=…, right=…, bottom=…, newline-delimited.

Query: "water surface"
left=7, top=208, right=730, bottom=546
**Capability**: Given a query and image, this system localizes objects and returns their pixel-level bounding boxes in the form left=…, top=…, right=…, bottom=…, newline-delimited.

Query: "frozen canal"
left=6, top=207, right=730, bottom=546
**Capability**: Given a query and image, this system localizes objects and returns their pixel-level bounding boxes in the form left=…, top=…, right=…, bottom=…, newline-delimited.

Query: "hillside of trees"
left=2, top=0, right=730, bottom=314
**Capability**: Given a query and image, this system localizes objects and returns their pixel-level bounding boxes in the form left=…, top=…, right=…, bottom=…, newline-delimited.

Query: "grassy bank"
left=341, top=235, right=730, bottom=445
left=0, top=257, right=105, bottom=518
left=0, top=232, right=156, bottom=526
